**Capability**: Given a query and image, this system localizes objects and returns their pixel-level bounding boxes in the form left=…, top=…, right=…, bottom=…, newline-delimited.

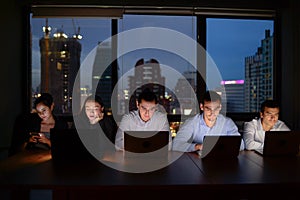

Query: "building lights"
left=220, top=79, right=245, bottom=85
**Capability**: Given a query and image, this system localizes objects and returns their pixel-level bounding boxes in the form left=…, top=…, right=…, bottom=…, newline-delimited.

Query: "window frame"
left=27, top=5, right=278, bottom=123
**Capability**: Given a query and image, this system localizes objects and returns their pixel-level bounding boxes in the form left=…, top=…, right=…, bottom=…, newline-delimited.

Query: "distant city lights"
left=221, top=80, right=244, bottom=85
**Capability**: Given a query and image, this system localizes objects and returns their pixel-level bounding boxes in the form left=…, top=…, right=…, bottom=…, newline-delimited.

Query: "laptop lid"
left=255, top=131, right=300, bottom=156
left=123, top=131, right=170, bottom=158
left=198, top=135, right=242, bottom=159
left=50, top=129, right=106, bottom=162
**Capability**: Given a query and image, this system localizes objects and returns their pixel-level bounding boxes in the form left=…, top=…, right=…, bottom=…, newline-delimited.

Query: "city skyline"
left=31, top=16, right=274, bottom=91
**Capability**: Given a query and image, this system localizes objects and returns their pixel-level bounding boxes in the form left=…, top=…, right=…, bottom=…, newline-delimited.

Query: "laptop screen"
left=50, top=129, right=106, bottom=162
left=124, top=131, right=170, bottom=156
left=257, top=131, right=300, bottom=156
left=199, top=135, right=242, bottom=159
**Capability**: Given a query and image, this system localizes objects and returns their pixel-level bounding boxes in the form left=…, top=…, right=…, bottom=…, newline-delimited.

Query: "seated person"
left=72, top=94, right=118, bottom=144
left=243, top=99, right=290, bottom=150
left=172, top=90, right=244, bottom=152
left=9, top=93, right=68, bottom=155
left=115, top=88, right=171, bottom=151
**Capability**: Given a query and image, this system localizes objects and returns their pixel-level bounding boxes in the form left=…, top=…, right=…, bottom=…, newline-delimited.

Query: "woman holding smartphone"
left=27, top=93, right=68, bottom=150
left=9, top=93, right=68, bottom=155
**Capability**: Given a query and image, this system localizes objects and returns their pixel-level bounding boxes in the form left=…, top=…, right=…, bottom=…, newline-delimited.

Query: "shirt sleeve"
left=277, top=121, right=291, bottom=131
left=114, top=128, right=123, bottom=151
left=114, top=114, right=131, bottom=151
left=164, top=116, right=173, bottom=151
left=223, top=117, right=244, bottom=150
left=243, top=121, right=264, bottom=150
left=162, top=114, right=171, bottom=131
left=156, top=112, right=172, bottom=151
left=225, top=118, right=240, bottom=135
left=172, top=117, right=197, bottom=152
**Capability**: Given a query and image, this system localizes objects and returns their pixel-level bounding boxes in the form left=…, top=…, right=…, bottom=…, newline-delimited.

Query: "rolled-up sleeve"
left=172, top=118, right=196, bottom=152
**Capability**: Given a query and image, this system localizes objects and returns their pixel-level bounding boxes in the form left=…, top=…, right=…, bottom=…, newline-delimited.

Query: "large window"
left=30, top=6, right=275, bottom=124
left=116, top=14, right=197, bottom=116
left=31, top=16, right=112, bottom=114
left=206, top=18, right=274, bottom=113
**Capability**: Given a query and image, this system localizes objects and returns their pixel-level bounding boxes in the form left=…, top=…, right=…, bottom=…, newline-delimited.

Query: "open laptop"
left=198, top=135, right=242, bottom=159
left=50, top=129, right=107, bottom=162
left=123, top=131, right=170, bottom=158
left=254, top=131, right=300, bottom=156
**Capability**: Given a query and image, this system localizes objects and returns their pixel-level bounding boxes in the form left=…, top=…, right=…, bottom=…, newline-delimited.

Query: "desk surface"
left=0, top=150, right=299, bottom=199
left=187, top=150, right=300, bottom=184
left=0, top=151, right=209, bottom=186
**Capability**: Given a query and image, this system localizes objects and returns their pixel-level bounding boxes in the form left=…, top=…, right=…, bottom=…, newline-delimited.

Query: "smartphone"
left=30, top=132, right=41, bottom=137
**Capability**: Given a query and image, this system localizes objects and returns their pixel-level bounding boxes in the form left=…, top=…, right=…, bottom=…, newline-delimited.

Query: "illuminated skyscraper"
left=39, top=28, right=81, bottom=114
left=245, top=29, right=273, bottom=112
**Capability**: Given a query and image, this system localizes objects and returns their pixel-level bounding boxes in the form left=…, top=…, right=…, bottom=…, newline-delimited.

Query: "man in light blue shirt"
left=115, top=88, right=171, bottom=151
left=172, top=90, right=244, bottom=152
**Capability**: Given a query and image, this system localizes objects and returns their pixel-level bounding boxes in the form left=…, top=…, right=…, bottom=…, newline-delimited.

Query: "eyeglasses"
left=139, top=105, right=157, bottom=114
left=203, top=106, right=221, bottom=113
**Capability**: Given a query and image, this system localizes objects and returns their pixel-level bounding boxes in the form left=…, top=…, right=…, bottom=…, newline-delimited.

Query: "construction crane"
left=72, top=19, right=82, bottom=40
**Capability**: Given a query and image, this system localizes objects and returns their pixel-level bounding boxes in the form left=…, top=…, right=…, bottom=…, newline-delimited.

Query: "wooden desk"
left=0, top=151, right=209, bottom=200
left=187, top=150, right=300, bottom=199
left=0, top=150, right=299, bottom=200
left=0, top=149, right=51, bottom=175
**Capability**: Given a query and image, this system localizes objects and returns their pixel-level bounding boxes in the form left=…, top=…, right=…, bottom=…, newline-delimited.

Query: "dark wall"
left=280, top=0, right=300, bottom=130
left=0, top=1, right=24, bottom=148
left=0, top=0, right=299, bottom=149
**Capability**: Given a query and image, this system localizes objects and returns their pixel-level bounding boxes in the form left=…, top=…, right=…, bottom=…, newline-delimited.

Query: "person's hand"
left=195, top=143, right=203, bottom=151
left=90, top=112, right=104, bottom=124
left=37, top=133, right=50, bottom=146
left=29, top=132, right=41, bottom=143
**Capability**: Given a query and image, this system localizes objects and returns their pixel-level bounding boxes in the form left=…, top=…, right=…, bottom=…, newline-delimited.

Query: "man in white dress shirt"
left=243, top=99, right=290, bottom=150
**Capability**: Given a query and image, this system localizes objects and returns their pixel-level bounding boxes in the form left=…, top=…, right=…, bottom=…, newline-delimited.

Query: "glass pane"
left=31, top=16, right=111, bottom=114
left=206, top=18, right=274, bottom=112
left=116, top=14, right=198, bottom=118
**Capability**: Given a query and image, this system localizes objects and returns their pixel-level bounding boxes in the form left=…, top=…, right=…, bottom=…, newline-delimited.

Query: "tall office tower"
left=40, top=28, right=81, bottom=114
left=92, top=41, right=115, bottom=114
left=128, top=58, right=166, bottom=112
left=219, top=80, right=245, bottom=112
left=245, top=29, right=273, bottom=112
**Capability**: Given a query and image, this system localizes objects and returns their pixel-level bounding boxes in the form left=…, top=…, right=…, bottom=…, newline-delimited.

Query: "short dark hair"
left=34, top=93, right=53, bottom=109
left=202, top=90, right=221, bottom=104
left=137, top=88, right=158, bottom=104
left=261, top=100, right=280, bottom=112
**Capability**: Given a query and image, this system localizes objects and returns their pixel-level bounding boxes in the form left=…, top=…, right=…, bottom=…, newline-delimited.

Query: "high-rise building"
left=245, top=29, right=273, bottom=112
left=128, top=58, right=166, bottom=112
left=218, top=80, right=245, bottom=113
left=39, top=28, right=81, bottom=114
left=174, top=71, right=198, bottom=115
left=92, top=41, right=114, bottom=114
